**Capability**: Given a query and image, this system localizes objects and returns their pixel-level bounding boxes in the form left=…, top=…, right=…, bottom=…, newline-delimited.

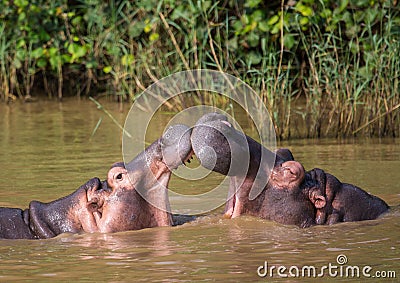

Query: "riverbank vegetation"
left=0, top=0, right=399, bottom=139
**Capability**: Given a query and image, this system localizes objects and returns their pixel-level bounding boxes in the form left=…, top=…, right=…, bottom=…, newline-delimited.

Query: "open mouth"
left=152, top=149, right=194, bottom=189
left=224, top=192, right=240, bottom=219
left=182, top=149, right=195, bottom=166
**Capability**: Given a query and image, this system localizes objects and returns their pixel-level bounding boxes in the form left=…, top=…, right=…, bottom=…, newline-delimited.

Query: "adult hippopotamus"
left=0, top=124, right=193, bottom=239
left=191, top=113, right=389, bottom=227
left=306, top=167, right=389, bottom=224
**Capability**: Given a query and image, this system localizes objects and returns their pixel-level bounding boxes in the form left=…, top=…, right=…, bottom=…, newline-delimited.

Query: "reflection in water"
left=66, top=228, right=174, bottom=260
left=0, top=100, right=399, bottom=281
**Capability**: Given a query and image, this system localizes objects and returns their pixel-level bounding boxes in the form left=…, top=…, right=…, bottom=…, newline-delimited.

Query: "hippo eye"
left=116, top=173, right=123, bottom=180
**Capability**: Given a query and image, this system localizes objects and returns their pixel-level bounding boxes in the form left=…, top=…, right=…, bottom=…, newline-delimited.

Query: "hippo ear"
left=314, top=196, right=326, bottom=209
left=310, top=192, right=326, bottom=209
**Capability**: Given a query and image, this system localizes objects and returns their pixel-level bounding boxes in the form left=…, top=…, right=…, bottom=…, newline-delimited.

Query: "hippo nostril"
left=96, top=180, right=112, bottom=192
left=87, top=198, right=101, bottom=213
left=88, top=202, right=98, bottom=212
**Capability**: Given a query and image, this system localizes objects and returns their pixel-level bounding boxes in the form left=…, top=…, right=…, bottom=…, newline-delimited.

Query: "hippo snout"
left=161, top=124, right=193, bottom=169
left=85, top=178, right=111, bottom=212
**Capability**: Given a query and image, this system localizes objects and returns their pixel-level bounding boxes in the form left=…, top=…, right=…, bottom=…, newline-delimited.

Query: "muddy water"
left=0, top=99, right=399, bottom=282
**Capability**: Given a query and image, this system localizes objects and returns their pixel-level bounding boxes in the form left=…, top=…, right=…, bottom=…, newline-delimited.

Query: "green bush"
left=0, top=0, right=399, bottom=138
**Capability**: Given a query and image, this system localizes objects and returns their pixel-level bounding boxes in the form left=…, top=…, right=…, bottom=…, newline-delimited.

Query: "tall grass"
left=0, top=0, right=399, bottom=139
left=292, top=9, right=400, bottom=138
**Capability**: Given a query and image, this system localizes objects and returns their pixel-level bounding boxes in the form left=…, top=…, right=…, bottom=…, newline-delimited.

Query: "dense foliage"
left=0, top=0, right=399, bottom=138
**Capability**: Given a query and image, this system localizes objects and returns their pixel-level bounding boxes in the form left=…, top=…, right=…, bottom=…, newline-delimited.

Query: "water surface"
left=0, top=99, right=399, bottom=282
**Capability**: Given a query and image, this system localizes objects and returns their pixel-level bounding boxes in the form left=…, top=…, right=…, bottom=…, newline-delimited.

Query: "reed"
left=1, top=0, right=399, bottom=138
left=0, top=23, right=8, bottom=102
left=293, top=8, right=400, bottom=138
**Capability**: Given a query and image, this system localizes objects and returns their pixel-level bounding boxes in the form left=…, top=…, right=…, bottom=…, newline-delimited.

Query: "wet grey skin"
left=190, top=113, right=308, bottom=224
left=190, top=112, right=280, bottom=176
left=190, top=113, right=318, bottom=227
left=0, top=124, right=194, bottom=239
left=191, top=113, right=389, bottom=227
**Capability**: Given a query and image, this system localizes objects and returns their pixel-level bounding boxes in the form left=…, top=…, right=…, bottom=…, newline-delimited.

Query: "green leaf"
left=246, top=51, right=262, bottom=65
left=365, top=9, right=378, bottom=23
left=258, top=20, right=269, bottom=32
left=247, top=32, right=260, bottom=47
left=320, top=9, right=332, bottom=19
left=18, top=11, right=26, bottom=22
left=13, top=58, right=22, bottom=69
left=227, top=37, right=238, bottom=50
left=16, top=49, right=25, bottom=60
left=271, top=22, right=281, bottom=35
left=299, top=16, right=309, bottom=26
left=71, top=16, right=82, bottom=26
left=233, top=20, right=243, bottom=35
left=129, top=21, right=145, bottom=38
left=17, top=39, right=26, bottom=48
left=121, top=54, right=135, bottom=66
left=37, top=58, right=47, bottom=68
left=14, top=0, right=29, bottom=8
left=103, top=66, right=112, bottom=73
left=85, top=60, right=98, bottom=69
left=149, top=32, right=159, bottom=41
left=144, top=23, right=152, bottom=33
left=295, top=3, right=313, bottom=17
left=284, top=34, right=296, bottom=49
left=61, top=54, right=71, bottom=64
left=338, top=0, right=349, bottom=12
left=252, top=10, right=264, bottom=22
left=241, top=14, right=250, bottom=25
left=31, top=47, right=44, bottom=59
left=243, top=22, right=256, bottom=34
left=49, top=56, right=61, bottom=69
left=75, top=45, right=87, bottom=58
left=268, top=15, right=280, bottom=26
left=68, top=43, right=87, bottom=62
left=245, top=0, right=262, bottom=8
left=28, top=67, right=36, bottom=74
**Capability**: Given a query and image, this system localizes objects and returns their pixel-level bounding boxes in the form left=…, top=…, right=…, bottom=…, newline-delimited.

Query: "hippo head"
left=191, top=112, right=253, bottom=176
left=86, top=124, right=193, bottom=233
left=17, top=124, right=193, bottom=239
left=191, top=113, right=281, bottom=217
left=191, top=113, right=322, bottom=225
